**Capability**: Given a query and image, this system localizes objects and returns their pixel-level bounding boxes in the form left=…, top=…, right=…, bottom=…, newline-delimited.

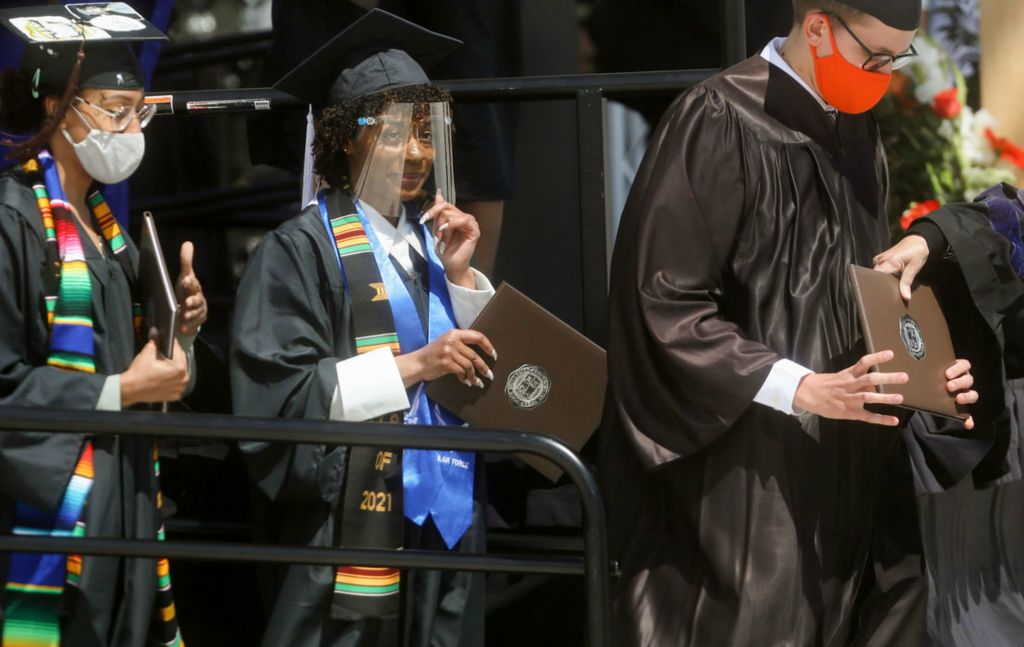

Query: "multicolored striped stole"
left=319, top=190, right=405, bottom=621
left=325, top=213, right=402, bottom=355
left=2, top=153, right=184, bottom=647
left=152, top=446, right=184, bottom=647
left=2, top=444, right=94, bottom=647
left=40, top=155, right=98, bottom=374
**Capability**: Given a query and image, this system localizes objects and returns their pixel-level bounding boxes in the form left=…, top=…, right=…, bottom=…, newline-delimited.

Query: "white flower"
left=909, top=35, right=955, bottom=104
left=960, top=107, right=1000, bottom=166
left=964, top=165, right=1016, bottom=201
left=938, top=119, right=956, bottom=140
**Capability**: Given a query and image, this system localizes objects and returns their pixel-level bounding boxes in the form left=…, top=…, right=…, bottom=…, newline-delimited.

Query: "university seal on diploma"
left=505, top=364, right=551, bottom=410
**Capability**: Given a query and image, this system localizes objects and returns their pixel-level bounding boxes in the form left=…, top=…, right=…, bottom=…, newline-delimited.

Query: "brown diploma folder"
left=426, top=283, right=607, bottom=481
left=848, top=265, right=967, bottom=421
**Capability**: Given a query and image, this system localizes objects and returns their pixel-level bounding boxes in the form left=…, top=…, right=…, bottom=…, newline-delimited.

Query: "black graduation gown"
left=0, top=171, right=165, bottom=646
left=598, top=56, right=927, bottom=646
left=229, top=200, right=484, bottom=647
left=903, top=205, right=1024, bottom=646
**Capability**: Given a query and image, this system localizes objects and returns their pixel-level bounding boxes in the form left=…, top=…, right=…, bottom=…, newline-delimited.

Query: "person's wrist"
left=903, top=225, right=940, bottom=260
left=120, top=369, right=138, bottom=408
left=446, top=265, right=475, bottom=289
left=904, top=233, right=929, bottom=253
left=396, top=350, right=426, bottom=388
left=792, top=372, right=817, bottom=414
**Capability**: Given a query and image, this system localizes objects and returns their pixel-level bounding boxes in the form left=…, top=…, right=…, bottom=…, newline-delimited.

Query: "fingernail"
left=419, top=213, right=432, bottom=225
left=486, top=369, right=494, bottom=381
left=475, top=378, right=485, bottom=389
left=438, top=242, right=446, bottom=256
left=491, top=349, right=498, bottom=361
left=462, top=379, right=473, bottom=388
left=438, top=223, right=449, bottom=234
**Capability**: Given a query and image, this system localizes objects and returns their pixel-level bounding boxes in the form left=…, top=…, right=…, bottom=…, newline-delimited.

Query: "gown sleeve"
left=914, top=205, right=1024, bottom=376
left=0, top=205, right=97, bottom=511
left=912, top=203, right=1024, bottom=413
left=901, top=203, right=1024, bottom=490
left=608, top=87, right=781, bottom=462
left=230, top=226, right=347, bottom=504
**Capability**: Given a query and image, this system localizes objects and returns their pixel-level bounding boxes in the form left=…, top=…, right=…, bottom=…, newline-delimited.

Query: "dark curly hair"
left=0, top=45, right=85, bottom=162
left=312, top=83, right=451, bottom=190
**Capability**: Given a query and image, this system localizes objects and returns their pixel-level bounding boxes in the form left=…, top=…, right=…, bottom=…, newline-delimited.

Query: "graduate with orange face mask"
left=598, top=1, right=986, bottom=645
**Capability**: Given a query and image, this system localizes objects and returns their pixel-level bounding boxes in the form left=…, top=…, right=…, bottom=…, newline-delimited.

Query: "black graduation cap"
left=0, top=3, right=168, bottom=91
left=273, top=9, right=462, bottom=109
left=842, top=0, right=922, bottom=31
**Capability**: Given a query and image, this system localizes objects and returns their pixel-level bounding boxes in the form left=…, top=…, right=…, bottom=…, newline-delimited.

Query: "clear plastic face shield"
left=348, top=101, right=454, bottom=220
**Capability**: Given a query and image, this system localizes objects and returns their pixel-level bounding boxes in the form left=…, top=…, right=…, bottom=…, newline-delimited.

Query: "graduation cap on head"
left=840, top=0, right=922, bottom=31
left=0, top=3, right=168, bottom=91
left=273, top=8, right=462, bottom=110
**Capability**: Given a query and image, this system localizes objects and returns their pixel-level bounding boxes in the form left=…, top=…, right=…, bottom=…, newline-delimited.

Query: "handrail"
left=0, top=407, right=610, bottom=647
left=147, top=68, right=717, bottom=115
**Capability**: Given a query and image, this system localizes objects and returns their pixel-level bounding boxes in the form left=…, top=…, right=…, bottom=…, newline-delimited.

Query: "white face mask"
left=62, top=109, right=145, bottom=184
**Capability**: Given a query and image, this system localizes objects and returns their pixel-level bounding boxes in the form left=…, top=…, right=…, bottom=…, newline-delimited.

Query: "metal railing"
left=0, top=407, right=610, bottom=646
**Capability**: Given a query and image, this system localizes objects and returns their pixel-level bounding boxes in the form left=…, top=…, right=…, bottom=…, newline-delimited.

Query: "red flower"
left=985, top=128, right=1024, bottom=171
left=900, top=200, right=941, bottom=230
left=931, top=88, right=961, bottom=119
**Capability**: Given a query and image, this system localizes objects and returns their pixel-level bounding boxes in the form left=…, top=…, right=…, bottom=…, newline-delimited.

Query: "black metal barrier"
left=0, top=407, right=610, bottom=646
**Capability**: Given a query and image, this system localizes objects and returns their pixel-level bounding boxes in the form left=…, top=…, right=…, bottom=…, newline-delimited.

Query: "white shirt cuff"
left=329, top=347, right=410, bottom=422
left=175, top=330, right=198, bottom=396
left=96, top=375, right=122, bottom=411
left=753, top=359, right=814, bottom=416
left=446, top=268, right=495, bottom=329
left=177, top=328, right=198, bottom=353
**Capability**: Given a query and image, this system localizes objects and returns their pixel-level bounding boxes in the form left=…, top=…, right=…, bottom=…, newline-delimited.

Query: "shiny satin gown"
left=598, top=55, right=926, bottom=646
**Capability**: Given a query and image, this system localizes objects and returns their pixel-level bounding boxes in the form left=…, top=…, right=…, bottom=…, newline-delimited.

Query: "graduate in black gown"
left=597, top=1, right=982, bottom=644
left=0, top=8, right=208, bottom=646
left=874, top=184, right=1024, bottom=645
left=230, top=11, right=496, bottom=647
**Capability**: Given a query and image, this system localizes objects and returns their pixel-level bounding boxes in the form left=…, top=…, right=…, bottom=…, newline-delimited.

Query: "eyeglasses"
left=73, top=96, right=156, bottom=132
left=369, top=118, right=436, bottom=148
left=825, top=12, right=918, bottom=72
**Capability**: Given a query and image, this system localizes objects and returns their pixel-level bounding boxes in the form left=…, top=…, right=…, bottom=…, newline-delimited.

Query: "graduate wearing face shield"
left=230, top=10, right=496, bottom=646
left=346, top=101, right=456, bottom=224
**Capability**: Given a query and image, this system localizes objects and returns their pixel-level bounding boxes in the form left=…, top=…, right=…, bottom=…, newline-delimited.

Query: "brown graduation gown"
left=598, top=55, right=926, bottom=646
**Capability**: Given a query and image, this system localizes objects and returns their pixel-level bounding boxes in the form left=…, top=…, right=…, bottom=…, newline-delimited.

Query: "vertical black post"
left=721, top=0, right=748, bottom=67
left=573, top=450, right=611, bottom=647
left=575, top=91, right=612, bottom=644
left=576, top=89, right=609, bottom=348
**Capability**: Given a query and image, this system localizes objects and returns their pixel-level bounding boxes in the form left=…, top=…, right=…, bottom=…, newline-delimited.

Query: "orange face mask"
left=811, top=15, right=892, bottom=115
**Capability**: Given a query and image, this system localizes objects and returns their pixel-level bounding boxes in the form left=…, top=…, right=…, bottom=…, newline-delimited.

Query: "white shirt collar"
left=760, top=37, right=837, bottom=114
left=358, top=200, right=426, bottom=275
